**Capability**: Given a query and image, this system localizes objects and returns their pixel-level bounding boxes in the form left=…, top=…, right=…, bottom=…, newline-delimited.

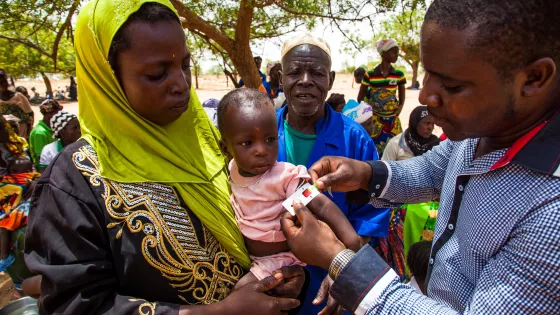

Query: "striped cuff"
left=331, top=245, right=395, bottom=315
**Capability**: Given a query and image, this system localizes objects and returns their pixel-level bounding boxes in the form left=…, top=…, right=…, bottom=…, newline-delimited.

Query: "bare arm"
left=357, top=85, right=369, bottom=103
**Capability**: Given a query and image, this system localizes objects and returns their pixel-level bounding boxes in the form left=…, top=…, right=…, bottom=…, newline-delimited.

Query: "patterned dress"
left=362, top=65, right=406, bottom=155
left=25, top=141, right=246, bottom=314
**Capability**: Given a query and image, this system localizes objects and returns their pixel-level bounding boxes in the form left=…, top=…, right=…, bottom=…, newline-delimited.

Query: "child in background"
left=343, top=101, right=374, bottom=137
left=326, top=93, right=346, bottom=113
left=0, top=157, right=39, bottom=271
left=217, top=88, right=361, bottom=288
left=407, top=240, right=432, bottom=294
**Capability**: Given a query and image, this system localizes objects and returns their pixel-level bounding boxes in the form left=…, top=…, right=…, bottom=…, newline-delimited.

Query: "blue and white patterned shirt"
left=331, top=113, right=560, bottom=314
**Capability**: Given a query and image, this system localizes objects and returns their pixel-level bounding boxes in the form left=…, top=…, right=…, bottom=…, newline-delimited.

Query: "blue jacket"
left=276, top=104, right=390, bottom=315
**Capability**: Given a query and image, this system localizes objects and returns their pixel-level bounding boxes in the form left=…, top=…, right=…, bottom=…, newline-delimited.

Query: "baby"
left=218, top=88, right=360, bottom=288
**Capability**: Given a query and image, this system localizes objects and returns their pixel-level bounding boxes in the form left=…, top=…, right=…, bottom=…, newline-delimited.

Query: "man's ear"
left=521, top=57, right=556, bottom=97
left=328, top=71, right=336, bottom=90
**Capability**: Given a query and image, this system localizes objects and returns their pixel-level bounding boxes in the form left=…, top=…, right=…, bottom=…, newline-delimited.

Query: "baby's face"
left=222, top=103, right=278, bottom=177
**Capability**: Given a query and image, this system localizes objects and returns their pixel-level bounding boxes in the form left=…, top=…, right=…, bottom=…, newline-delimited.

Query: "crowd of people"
left=0, top=0, right=557, bottom=314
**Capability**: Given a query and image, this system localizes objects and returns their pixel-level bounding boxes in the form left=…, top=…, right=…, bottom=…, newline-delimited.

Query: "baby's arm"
left=306, top=194, right=362, bottom=252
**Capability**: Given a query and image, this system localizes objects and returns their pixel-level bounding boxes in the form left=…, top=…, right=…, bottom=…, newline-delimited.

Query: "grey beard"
left=289, top=102, right=322, bottom=117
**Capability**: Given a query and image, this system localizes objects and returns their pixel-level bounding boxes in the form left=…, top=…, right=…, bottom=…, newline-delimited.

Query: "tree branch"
left=170, top=0, right=234, bottom=52
left=235, top=0, right=254, bottom=47
left=52, top=0, right=80, bottom=71
left=274, top=2, right=367, bottom=22
left=0, top=34, right=51, bottom=58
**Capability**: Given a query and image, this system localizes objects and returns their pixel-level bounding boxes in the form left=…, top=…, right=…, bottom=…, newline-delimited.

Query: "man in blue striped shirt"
left=281, top=0, right=560, bottom=314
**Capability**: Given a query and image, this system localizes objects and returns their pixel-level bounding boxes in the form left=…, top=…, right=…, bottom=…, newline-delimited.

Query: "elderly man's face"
left=281, top=45, right=335, bottom=117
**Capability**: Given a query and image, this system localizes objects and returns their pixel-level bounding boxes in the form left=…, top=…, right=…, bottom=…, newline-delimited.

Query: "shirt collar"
left=372, top=65, right=397, bottom=76
left=491, top=110, right=560, bottom=177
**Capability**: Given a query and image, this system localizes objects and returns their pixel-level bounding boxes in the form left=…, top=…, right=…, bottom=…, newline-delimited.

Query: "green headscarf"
left=75, top=0, right=250, bottom=268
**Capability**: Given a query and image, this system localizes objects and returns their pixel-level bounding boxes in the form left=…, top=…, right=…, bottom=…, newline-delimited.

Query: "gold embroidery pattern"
left=129, top=299, right=156, bottom=315
left=73, top=145, right=243, bottom=305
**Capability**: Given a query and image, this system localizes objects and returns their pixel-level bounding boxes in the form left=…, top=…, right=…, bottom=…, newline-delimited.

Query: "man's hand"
left=281, top=200, right=346, bottom=270
left=309, top=157, right=372, bottom=192
left=270, top=265, right=306, bottom=298
left=314, top=276, right=344, bottom=315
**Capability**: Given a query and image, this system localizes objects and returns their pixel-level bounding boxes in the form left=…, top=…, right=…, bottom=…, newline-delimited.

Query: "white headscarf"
left=376, top=39, right=399, bottom=55
left=281, top=32, right=331, bottom=59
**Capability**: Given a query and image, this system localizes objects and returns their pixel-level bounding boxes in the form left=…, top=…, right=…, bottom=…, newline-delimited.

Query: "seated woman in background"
left=377, top=106, right=440, bottom=280
left=38, top=112, right=81, bottom=172
left=0, top=116, right=29, bottom=176
left=0, top=70, right=34, bottom=139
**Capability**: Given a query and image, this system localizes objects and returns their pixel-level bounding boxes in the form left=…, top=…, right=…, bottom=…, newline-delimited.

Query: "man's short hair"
left=424, top=0, right=560, bottom=78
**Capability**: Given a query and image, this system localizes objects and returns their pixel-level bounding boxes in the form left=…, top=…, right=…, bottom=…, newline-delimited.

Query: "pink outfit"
left=229, top=160, right=310, bottom=280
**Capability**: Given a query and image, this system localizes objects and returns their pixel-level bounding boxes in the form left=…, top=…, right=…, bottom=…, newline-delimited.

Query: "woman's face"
left=60, top=118, right=82, bottom=144
left=417, top=116, right=435, bottom=139
left=116, top=21, right=192, bottom=125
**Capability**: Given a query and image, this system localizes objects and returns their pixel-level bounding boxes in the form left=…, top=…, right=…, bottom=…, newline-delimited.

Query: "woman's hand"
left=309, top=157, right=372, bottom=192
left=314, top=276, right=344, bottom=315
left=270, top=265, right=306, bottom=298
left=214, top=274, right=300, bottom=315
left=281, top=201, right=346, bottom=270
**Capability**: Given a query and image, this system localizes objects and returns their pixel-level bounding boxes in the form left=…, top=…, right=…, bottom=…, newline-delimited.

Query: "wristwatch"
left=328, top=249, right=356, bottom=281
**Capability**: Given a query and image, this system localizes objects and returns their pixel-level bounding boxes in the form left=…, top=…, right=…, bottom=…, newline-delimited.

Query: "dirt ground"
left=0, top=72, right=437, bottom=309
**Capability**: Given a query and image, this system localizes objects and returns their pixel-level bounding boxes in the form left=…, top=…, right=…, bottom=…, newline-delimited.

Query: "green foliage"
left=376, top=9, right=424, bottom=68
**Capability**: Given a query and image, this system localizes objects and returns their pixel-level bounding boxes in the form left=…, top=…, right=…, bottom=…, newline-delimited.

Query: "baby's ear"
left=218, top=139, right=232, bottom=159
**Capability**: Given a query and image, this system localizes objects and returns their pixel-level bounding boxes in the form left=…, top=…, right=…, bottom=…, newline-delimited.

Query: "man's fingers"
left=253, top=275, right=282, bottom=293
left=312, top=276, right=330, bottom=305
left=318, top=295, right=340, bottom=315
left=293, top=200, right=317, bottom=226
left=273, top=265, right=304, bottom=279
left=274, top=297, right=301, bottom=311
left=280, top=211, right=299, bottom=240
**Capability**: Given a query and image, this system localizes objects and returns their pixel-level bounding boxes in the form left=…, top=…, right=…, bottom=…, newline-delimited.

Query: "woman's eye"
left=182, top=64, right=191, bottom=72
left=147, top=72, right=166, bottom=81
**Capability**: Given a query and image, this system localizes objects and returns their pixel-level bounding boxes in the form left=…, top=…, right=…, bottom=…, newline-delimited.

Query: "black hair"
left=254, top=56, right=262, bottom=61
left=7, top=157, right=33, bottom=175
left=354, top=67, right=366, bottom=77
left=108, top=2, right=180, bottom=79
left=217, top=88, right=273, bottom=135
left=424, top=0, right=560, bottom=79
left=326, top=93, right=346, bottom=109
left=407, top=240, right=432, bottom=283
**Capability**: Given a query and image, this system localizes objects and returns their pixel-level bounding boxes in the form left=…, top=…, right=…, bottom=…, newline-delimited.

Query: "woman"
left=0, top=116, right=28, bottom=175
left=69, top=76, right=77, bottom=101
left=38, top=111, right=81, bottom=172
left=378, top=106, right=440, bottom=281
left=0, top=70, right=34, bottom=139
left=357, top=39, right=406, bottom=155
left=24, top=1, right=303, bottom=314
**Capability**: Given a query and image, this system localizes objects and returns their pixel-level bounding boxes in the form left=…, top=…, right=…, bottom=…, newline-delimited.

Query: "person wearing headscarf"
left=377, top=106, right=440, bottom=282
left=38, top=111, right=81, bottom=171
left=0, top=70, right=34, bottom=139
left=29, top=100, right=64, bottom=169
left=342, top=100, right=374, bottom=136
left=0, top=116, right=28, bottom=176
left=278, top=31, right=389, bottom=314
left=24, top=1, right=305, bottom=314
left=357, top=39, right=407, bottom=156
left=202, top=98, right=219, bottom=127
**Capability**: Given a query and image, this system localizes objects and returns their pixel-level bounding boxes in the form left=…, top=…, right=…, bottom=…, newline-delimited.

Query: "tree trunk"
left=40, top=72, right=53, bottom=97
left=410, top=61, right=419, bottom=89
left=229, top=46, right=262, bottom=89
left=192, top=58, right=199, bottom=89
left=223, top=69, right=240, bottom=88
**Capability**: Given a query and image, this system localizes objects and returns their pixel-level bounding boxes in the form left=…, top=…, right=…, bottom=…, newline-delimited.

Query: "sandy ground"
left=16, top=73, right=437, bottom=134
left=0, top=73, right=436, bottom=309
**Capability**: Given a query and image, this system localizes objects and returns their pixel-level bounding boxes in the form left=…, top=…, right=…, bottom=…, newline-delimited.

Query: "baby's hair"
left=217, top=88, right=273, bottom=134
left=326, top=93, right=346, bottom=109
left=8, top=157, right=33, bottom=175
left=407, top=240, right=432, bottom=283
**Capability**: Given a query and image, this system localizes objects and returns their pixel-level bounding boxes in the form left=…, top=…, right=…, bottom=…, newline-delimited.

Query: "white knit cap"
left=50, top=111, right=77, bottom=138
left=281, top=32, right=331, bottom=59
left=376, top=39, right=399, bottom=54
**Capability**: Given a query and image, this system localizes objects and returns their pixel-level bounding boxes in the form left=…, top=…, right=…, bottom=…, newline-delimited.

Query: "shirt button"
left=448, top=223, right=454, bottom=230
left=458, top=185, right=464, bottom=192
left=371, top=193, right=376, bottom=198
left=429, top=258, right=434, bottom=265
left=375, top=184, right=381, bottom=189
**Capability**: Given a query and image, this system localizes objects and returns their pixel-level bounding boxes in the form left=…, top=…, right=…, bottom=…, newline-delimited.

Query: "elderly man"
left=281, top=0, right=560, bottom=314
left=276, top=33, right=390, bottom=314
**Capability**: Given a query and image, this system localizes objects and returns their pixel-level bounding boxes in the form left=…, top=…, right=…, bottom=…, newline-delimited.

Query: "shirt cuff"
left=366, top=161, right=390, bottom=198
left=331, top=245, right=396, bottom=315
